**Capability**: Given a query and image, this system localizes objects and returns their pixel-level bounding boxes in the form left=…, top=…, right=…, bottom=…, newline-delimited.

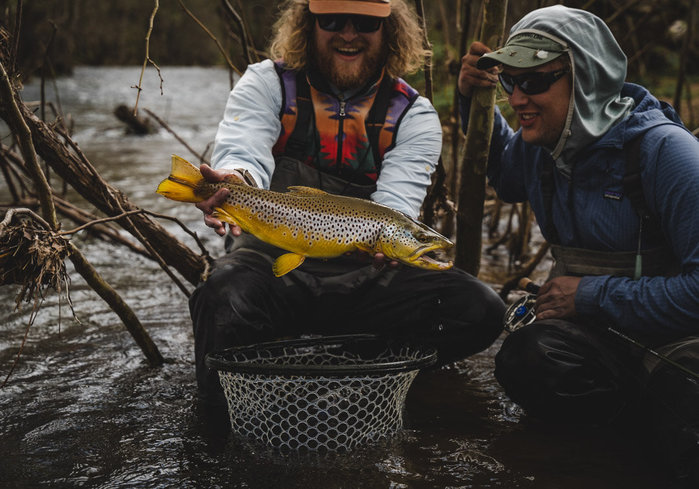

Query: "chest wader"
left=223, top=68, right=417, bottom=295
left=543, top=135, right=680, bottom=280
left=496, top=135, right=698, bottom=480
left=224, top=156, right=398, bottom=295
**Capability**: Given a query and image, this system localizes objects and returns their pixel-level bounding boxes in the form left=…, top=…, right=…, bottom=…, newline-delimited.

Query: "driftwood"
left=113, top=104, right=154, bottom=135
left=0, top=143, right=152, bottom=258
left=67, top=239, right=164, bottom=366
left=0, top=208, right=69, bottom=302
left=15, top=106, right=207, bottom=287
left=0, top=56, right=164, bottom=367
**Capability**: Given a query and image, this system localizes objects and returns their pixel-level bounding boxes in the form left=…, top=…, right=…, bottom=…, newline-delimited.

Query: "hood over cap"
left=486, top=6, right=635, bottom=178
left=477, top=32, right=568, bottom=70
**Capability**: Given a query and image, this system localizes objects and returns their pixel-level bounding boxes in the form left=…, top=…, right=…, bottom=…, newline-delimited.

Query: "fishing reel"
left=503, top=293, right=537, bottom=332
left=503, top=278, right=541, bottom=333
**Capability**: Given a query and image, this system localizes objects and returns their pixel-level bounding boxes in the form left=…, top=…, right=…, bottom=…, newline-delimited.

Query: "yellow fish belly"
left=157, top=156, right=453, bottom=277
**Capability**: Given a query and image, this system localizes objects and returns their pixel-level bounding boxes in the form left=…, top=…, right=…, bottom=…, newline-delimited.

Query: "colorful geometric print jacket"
left=211, top=59, right=441, bottom=219
left=272, top=62, right=419, bottom=186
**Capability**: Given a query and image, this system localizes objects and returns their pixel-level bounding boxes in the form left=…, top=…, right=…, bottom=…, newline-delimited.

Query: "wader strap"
left=540, top=156, right=560, bottom=244
left=541, top=134, right=664, bottom=247
left=225, top=156, right=389, bottom=290
left=285, top=71, right=313, bottom=161
left=623, top=134, right=663, bottom=239
left=549, top=244, right=679, bottom=279
left=365, top=75, right=393, bottom=171
left=270, top=155, right=376, bottom=198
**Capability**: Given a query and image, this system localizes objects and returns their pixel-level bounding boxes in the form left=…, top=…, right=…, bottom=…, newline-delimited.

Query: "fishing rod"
left=503, top=277, right=699, bottom=383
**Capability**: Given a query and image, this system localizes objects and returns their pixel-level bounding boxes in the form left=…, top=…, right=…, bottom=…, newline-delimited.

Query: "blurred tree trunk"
left=673, top=0, right=695, bottom=113
left=455, top=0, right=508, bottom=275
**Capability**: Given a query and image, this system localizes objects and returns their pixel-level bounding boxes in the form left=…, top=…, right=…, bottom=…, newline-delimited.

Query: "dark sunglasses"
left=315, top=14, right=384, bottom=33
left=498, top=67, right=570, bottom=95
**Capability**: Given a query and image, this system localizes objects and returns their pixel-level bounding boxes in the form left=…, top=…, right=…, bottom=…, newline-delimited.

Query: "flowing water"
left=0, top=67, right=675, bottom=488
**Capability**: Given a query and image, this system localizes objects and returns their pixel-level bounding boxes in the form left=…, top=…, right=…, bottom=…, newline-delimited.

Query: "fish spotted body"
left=156, top=155, right=454, bottom=277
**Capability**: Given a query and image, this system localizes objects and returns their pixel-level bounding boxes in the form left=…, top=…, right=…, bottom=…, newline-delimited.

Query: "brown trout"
left=156, top=155, right=453, bottom=277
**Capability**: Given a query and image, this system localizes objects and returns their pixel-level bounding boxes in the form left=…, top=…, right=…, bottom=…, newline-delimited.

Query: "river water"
left=0, top=67, right=675, bottom=488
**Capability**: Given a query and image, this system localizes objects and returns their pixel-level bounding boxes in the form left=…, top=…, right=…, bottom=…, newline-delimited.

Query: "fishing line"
left=504, top=278, right=699, bottom=383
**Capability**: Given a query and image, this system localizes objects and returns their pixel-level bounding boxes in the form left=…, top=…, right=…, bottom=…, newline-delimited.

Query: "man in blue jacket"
left=458, top=5, right=698, bottom=486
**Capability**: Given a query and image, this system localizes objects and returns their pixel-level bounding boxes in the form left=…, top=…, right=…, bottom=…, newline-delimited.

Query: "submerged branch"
left=67, top=242, right=164, bottom=367
left=14, top=104, right=207, bottom=286
left=144, top=108, right=209, bottom=164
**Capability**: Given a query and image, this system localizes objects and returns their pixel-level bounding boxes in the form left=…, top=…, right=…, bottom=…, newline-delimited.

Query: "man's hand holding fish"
left=196, top=164, right=242, bottom=237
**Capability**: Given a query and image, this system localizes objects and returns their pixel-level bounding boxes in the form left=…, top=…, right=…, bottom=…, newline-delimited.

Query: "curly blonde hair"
left=268, top=0, right=430, bottom=79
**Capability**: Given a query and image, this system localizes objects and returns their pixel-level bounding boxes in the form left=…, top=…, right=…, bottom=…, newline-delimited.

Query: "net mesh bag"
left=206, top=334, right=437, bottom=452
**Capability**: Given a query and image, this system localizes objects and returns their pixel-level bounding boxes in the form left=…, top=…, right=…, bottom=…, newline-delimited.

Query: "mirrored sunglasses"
left=315, top=14, right=384, bottom=33
left=498, top=67, right=570, bottom=95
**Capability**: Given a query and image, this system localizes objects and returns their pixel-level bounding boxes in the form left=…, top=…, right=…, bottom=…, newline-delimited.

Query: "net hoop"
left=206, top=334, right=437, bottom=452
left=205, top=334, right=437, bottom=377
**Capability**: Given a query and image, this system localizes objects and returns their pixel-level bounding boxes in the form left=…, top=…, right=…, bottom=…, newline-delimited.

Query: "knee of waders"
left=643, top=346, right=699, bottom=484
left=494, top=321, right=630, bottom=425
left=434, top=280, right=506, bottom=349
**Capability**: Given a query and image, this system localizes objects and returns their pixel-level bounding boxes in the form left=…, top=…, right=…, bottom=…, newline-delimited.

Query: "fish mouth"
left=407, top=243, right=453, bottom=270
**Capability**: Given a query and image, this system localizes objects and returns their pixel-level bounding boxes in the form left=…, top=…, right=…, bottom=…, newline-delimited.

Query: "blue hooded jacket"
left=461, top=6, right=699, bottom=340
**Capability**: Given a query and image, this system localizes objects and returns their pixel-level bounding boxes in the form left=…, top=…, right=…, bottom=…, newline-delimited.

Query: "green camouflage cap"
left=477, top=32, right=568, bottom=70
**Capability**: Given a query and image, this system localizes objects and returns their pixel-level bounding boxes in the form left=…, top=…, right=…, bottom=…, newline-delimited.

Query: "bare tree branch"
left=133, top=0, right=164, bottom=115
left=181, top=0, right=243, bottom=75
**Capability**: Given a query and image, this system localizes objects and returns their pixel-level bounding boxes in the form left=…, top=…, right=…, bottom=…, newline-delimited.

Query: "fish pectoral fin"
left=286, top=186, right=328, bottom=196
left=212, top=206, right=239, bottom=227
left=273, top=253, right=306, bottom=277
left=355, top=244, right=375, bottom=255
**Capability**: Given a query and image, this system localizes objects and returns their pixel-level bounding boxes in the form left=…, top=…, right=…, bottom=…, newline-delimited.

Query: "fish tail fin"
left=156, top=155, right=204, bottom=203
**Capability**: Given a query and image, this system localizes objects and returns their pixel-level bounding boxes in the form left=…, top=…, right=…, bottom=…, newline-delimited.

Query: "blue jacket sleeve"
left=576, top=127, right=699, bottom=339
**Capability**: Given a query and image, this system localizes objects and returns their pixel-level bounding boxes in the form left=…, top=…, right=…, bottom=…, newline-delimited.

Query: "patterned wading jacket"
left=272, top=61, right=418, bottom=186
left=211, top=59, right=442, bottom=219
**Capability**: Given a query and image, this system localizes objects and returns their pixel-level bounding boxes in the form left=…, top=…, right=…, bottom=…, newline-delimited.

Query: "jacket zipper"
left=336, top=96, right=346, bottom=169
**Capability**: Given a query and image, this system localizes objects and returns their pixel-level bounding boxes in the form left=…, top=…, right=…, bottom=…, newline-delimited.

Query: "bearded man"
left=189, top=0, right=505, bottom=415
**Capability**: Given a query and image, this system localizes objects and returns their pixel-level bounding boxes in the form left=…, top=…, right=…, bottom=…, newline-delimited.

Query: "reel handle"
left=518, top=277, right=540, bottom=295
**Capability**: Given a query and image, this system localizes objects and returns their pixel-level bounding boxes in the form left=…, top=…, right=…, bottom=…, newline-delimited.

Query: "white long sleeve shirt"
left=211, top=59, right=442, bottom=219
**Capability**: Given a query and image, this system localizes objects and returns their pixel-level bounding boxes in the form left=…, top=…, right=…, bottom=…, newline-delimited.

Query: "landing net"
left=205, top=334, right=437, bottom=452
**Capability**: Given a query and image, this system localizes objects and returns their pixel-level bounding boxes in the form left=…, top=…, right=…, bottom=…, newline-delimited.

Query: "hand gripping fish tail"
left=156, top=155, right=454, bottom=277
left=155, top=155, right=243, bottom=202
